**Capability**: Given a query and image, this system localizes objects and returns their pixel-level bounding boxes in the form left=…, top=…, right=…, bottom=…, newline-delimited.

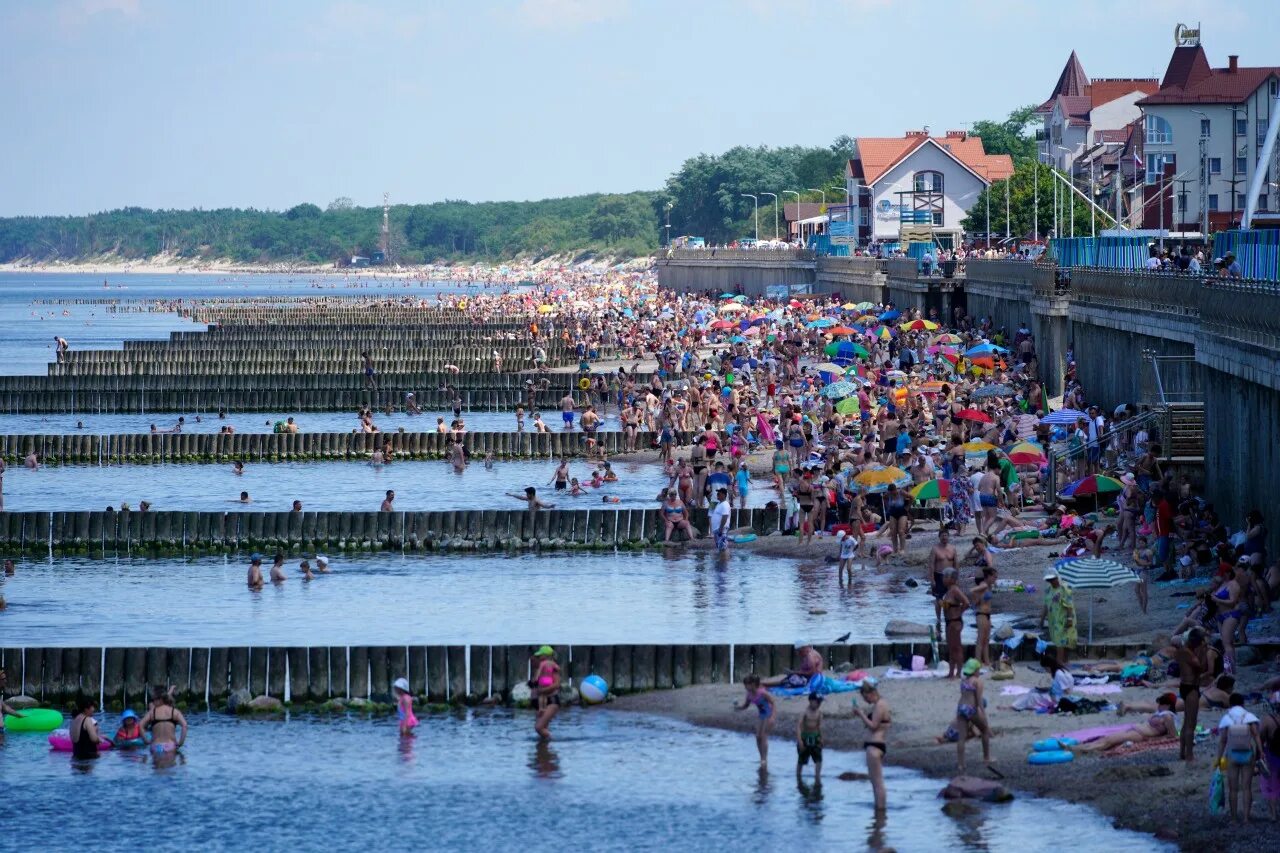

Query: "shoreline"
left=0, top=256, right=646, bottom=278
left=605, top=669, right=1278, bottom=851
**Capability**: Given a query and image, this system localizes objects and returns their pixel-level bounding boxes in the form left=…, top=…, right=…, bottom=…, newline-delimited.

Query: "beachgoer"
left=927, top=527, right=958, bottom=626
left=1260, top=692, right=1280, bottom=821
left=710, top=487, right=731, bottom=554
left=0, top=670, right=25, bottom=739
left=69, top=698, right=102, bottom=760
left=854, top=678, right=890, bottom=811
left=1176, top=628, right=1208, bottom=762
left=393, top=677, right=418, bottom=737
left=795, top=693, right=824, bottom=780
left=735, top=674, right=775, bottom=768
left=838, top=529, right=860, bottom=585
left=113, top=710, right=145, bottom=748
left=1070, top=693, right=1178, bottom=754
left=941, top=570, right=970, bottom=678
left=246, top=553, right=264, bottom=590
left=139, top=687, right=187, bottom=765
left=970, top=566, right=997, bottom=667
left=380, top=490, right=395, bottom=511
left=269, top=553, right=287, bottom=584
left=1039, top=570, right=1076, bottom=664
left=661, top=491, right=697, bottom=543
left=314, top=555, right=331, bottom=573
left=1216, top=692, right=1265, bottom=823
left=531, top=646, right=561, bottom=740
left=507, top=486, right=554, bottom=510
left=938, top=659, right=994, bottom=776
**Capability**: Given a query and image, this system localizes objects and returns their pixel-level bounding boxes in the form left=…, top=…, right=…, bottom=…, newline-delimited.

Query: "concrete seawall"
left=0, top=640, right=1156, bottom=707
left=0, top=507, right=781, bottom=554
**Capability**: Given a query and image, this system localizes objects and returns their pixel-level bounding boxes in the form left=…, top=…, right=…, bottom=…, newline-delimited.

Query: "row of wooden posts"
left=0, top=507, right=776, bottom=554
left=0, top=429, right=670, bottom=463
left=0, top=640, right=1155, bottom=707
left=0, top=371, right=647, bottom=392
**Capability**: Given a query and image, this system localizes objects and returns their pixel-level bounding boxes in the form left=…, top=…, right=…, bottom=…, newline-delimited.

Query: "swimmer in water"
left=603, top=495, right=620, bottom=503
left=238, top=491, right=251, bottom=503
left=233, top=461, right=244, bottom=475
left=298, top=560, right=315, bottom=581
left=506, top=486, right=554, bottom=510
left=393, top=677, right=418, bottom=736
left=269, top=553, right=288, bottom=584
left=314, top=555, right=331, bottom=573
left=246, top=554, right=264, bottom=590
left=568, top=478, right=584, bottom=496
left=483, top=453, right=494, bottom=470
left=380, top=490, right=395, bottom=511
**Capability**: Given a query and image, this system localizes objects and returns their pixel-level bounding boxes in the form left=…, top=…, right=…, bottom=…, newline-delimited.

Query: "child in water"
left=589, top=470, right=604, bottom=488
left=568, top=478, right=585, bottom=496
left=113, top=709, right=146, bottom=748
left=393, top=677, right=418, bottom=737
left=796, top=693, right=824, bottom=780
left=734, top=674, right=775, bottom=767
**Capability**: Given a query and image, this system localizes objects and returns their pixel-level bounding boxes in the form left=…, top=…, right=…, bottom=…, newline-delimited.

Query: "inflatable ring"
left=578, top=378, right=591, bottom=390
left=732, top=533, right=757, bottom=544
left=1027, top=749, right=1074, bottom=765
left=48, top=729, right=113, bottom=752
left=4, top=708, right=63, bottom=732
left=1032, top=738, right=1078, bottom=752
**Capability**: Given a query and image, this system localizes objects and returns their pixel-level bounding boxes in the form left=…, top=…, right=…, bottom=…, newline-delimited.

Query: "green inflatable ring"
left=4, top=708, right=64, bottom=732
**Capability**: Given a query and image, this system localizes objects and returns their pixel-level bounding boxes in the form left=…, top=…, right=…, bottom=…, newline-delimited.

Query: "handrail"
left=1045, top=409, right=1164, bottom=504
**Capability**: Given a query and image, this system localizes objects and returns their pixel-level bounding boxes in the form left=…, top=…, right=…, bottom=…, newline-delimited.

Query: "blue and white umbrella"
left=1052, top=557, right=1139, bottom=643
left=1040, top=408, right=1087, bottom=426
left=820, top=381, right=859, bottom=399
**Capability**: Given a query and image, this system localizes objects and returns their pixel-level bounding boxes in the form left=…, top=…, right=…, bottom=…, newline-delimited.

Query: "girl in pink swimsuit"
left=393, top=677, right=418, bottom=736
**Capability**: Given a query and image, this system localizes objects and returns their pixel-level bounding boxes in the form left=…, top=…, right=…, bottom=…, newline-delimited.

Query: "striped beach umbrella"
left=910, top=479, right=950, bottom=501
left=1053, top=556, right=1139, bottom=642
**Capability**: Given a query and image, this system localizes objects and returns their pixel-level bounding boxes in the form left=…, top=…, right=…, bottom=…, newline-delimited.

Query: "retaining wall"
left=0, top=507, right=781, bottom=554
left=0, top=640, right=1157, bottom=707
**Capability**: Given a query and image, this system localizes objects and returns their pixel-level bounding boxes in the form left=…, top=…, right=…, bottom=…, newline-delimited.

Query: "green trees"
left=961, top=161, right=1112, bottom=239
left=970, top=105, right=1039, bottom=165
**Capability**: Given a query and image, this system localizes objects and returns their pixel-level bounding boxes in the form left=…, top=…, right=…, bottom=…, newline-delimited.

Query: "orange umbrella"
left=828, top=325, right=857, bottom=335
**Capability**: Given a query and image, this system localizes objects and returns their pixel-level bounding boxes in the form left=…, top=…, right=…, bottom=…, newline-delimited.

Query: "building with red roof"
left=842, top=130, right=1013, bottom=247
left=1037, top=51, right=1159, bottom=173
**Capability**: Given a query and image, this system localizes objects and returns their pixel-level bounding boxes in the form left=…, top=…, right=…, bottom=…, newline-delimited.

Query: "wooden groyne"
left=0, top=429, right=670, bottom=464
left=0, top=640, right=1157, bottom=708
left=0, top=507, right=779, bottom=555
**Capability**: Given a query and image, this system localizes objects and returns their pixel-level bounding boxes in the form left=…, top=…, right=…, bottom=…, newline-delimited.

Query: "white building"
left=1036, top=51, right=1159, bottom=172
left=844, top=131, right=1013, bottom=248
left=1137, top=39, right=1280, bottom=231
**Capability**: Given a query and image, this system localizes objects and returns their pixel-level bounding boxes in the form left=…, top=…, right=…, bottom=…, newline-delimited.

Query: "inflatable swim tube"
left=732, top=533, right=757, bottom=543
left=4, top=708, right=63, bottom=732
left=48, top=729, right=113, bottom=752
left=1032, top=738, right=1078, bottom=752
left=578, top=378, right=591, bottom=390
left=1027, top=749, right=1073, bottom=765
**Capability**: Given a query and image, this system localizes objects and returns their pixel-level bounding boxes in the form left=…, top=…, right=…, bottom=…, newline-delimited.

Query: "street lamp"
left=782, top=190, right=801, bottom=243
left=760, top=192, right=779, bottom=240
left=740, top=193, right=758, bottom=242
left=664, top=201, right=673, bottom=248
left=807, top=188, right=826, bottom=206
left=1055, top=146, right=1073, bottom=238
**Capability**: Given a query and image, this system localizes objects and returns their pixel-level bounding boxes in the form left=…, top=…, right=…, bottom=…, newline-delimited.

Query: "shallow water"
left=2, top=457, right=758, bottom=511
left=0, top=712, right=1166, bottom=853
left=0, top=410, right=621, bottom=434
left=0, top=273, right=507, bottom=375
left=0, top=550, right=966, bottom=646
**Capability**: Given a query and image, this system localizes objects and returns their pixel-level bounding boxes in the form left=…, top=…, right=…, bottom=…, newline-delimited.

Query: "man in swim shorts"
left=796, top=692, right=824, bottom=780
left=559, top=392, right=576, bottom=430
left=927, top=527, right=958, bottom=626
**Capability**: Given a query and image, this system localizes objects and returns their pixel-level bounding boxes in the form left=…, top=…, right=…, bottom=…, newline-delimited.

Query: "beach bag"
left=1208, top=765, right=1226, bottom=815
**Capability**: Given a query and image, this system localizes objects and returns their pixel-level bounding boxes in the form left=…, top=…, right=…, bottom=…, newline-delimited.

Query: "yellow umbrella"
left=853, top=466, right=910, bottom=489
left=841, top=302, right=860, bottom=310
left=537, top=304, right=555, bottom=314
left=960, top=440, right=996, bottom=453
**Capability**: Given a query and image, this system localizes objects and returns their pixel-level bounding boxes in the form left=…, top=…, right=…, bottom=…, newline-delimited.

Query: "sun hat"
left=121, top=709, right=138, bottom=721
left=315, top=555, right=329, bottom=566
left=1043, top=569, right=1058, bottom=581
left=250, top=553, right=262, bottom=563
left=392, top=677, right=410, bottom=693
left=534, top=645, right=556, bottom=657
left=1120, top=473, right=1135, bottom=485
left=962, top=658, right=981, bottom=676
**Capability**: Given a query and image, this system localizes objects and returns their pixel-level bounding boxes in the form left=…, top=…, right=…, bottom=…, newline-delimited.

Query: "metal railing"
left=1045, top=408, right=1165, bottom=504
left=663, top=248, right=816, bottom=262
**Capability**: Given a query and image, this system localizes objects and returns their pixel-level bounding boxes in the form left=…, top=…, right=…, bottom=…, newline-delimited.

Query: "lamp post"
left=1005, top=176, right=1011, bottom=241
left=664, top=201, right=673, bottom=248
left=782, top=190, right=801, bottom=243
left=740, top=193, right=758, bottom=242
left=760, top=192, right=779, bottom=240
left=1034, top=151, right=1041, bottom=241
left=1190, top=109, right=1210, bottom=237
left=1055, top=147, right=1074, bottom=237
left=807, top=188, right=826, bottom=207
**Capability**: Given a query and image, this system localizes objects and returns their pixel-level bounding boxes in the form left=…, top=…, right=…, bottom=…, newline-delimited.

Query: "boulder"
left=939, top=776, right=1014, bottom=803
left=993, top=623, right=1014, bottom=642
left=5, top=694, right=40, bottom=710
left=225, top=689, right=252, bottom=714
left=885, top=620, right=933, bottom=637
left=246, top=695, right=284, bottom=713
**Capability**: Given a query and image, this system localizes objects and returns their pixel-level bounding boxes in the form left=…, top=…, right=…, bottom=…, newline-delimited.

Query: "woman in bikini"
left=139, top=687, right=187, bottom=766
left=940, top=570, right=970, bottom=678
left=530, top=646, right=561, bottom=740
left=1070, top=693, right=1178, bottom=755
left=792, top=471, right=816, bottom=547
left=938, top=659, right=994, bottom=776
left=854, top=678, right=890, bottom=812
left=969, top=566, right=998, bottom=667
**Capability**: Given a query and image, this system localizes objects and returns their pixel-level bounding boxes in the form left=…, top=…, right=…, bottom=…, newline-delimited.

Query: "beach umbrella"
left=807, top=318, right=835, bottom=328
left=1039, top=408, right=1087, bottom=426
left=854, top=301, right=876, bottom=310
left=729, top=335, right=746, bottom=344
left=926, top=344, right=958, bottom=356
left=971, top=384, right=1013, bottom=399
left=710, top=319, right=735, bottom=330
left=720, top=292, right=737, bottom=299
left=537, top=304, right=555, bottom=313
left=1006, top=440, right=1047, bottom=465
left=841, top=302, right=860, bottom=310
left=813, top=362, right=846, bottom=375
left=898, top=319, right=939, bottom=332
left=960, top=440, right=996, bottom=453
left=828, top=325, right=857, bottom=336
left=1059, top=475, right=1123, bottom=497
left=884, top=369, right=907, bottom=380
left=954, top=408, right=992, bottom=424
left=855, top=314, right=880, bottom=325
left=918, top=380, right=948, bottom=394
left=964, top=343, right=1008, bottom=357
left=931, top=333, right=964, bottom=345
left=871, top=326, right=893, bottom=341
left=835, top=397, right=861, bottom=415
left=854, top=466, right=911, bottom=493
left=910, top=479, right=951, bottom=501
left=720, top=303, right=747, bottom=313
left=732, top=294, right=748, bottom=302
left=1053, top=556, right=1139, bottom=643
left=879, top=309, right=901, bottom=322
left=820, top=381, right=859, bottom=399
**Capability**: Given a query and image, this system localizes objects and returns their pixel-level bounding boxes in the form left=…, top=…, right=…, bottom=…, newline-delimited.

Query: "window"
left=1272, top=79, right=1279, bottom=96
left=1208, top=157, right=1222, bottom=174
left=1145, top=114, right=1173, bottom=144
left=1237, top=193, right=1248, bottom=209
left=859, top=208, right=869, bottom=226
left=1177, top=193, right=1188, bottom=212
left=1259, top=121, right=1270, bottom=145
left=1200, top=118, right=1211, bottom=137
left=1236, top=156, right=1247, bottom=175
left=1236, top=118, right=1248, bottom=136
left=913, top=171, right=943, bottom=194
left=1145, top=152, right=1173, bottom=184
left=932, top=211, right=944, bottom=227
left=1208, top=194, right=1219, bottom=211
left=1260, top=194, right=1269, bottom=212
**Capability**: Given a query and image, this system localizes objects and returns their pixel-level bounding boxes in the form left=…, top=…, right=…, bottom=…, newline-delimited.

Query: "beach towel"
left=755, top=413, right=776, bottom=444
left=1101, top=736, right=1178, bottom=758
left=768, top=673, right=862, bottom=697
left=883, top=665, right=950, bottom=680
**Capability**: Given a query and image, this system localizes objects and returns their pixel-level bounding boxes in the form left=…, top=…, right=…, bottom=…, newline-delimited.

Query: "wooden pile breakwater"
left=0, top=370, right=652, bottom=393
left=0, top=507, right=779, bottom=555
left=0, top=640, right=1157, bottom=708
left=0, top=429, right=679, bottom=464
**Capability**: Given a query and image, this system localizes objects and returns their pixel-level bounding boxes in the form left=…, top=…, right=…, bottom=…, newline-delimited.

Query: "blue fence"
left=1051, top=236, right=1149, bottom=269
left=1212, top=229, right=1280, bottom=281
left=808, top=234, right=850, bottom=256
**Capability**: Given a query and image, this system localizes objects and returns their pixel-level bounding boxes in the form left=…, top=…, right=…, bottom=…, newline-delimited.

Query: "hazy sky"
left=1, top=0, right=1272, bottom=215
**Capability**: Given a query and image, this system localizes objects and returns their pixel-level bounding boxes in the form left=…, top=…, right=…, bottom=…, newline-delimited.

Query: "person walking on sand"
left=1176, top=628, right=1208, bottom=763
left=1217, top=692, right=1265, bottom=824
left=795, top=692, right=824, bottom=781
left=854, top=677, right=890, bottom=812
left=938, top=658, right=995, bottom=777
left=735, top=674, right=775, bottom=768
left=1039, top=570, right=1076, bottom=665
left=530, top=646, right=562, bottom=740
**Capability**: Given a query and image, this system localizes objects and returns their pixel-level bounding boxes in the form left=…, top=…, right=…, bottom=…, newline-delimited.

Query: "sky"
left=0, top=0, right=1274, bottom=215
